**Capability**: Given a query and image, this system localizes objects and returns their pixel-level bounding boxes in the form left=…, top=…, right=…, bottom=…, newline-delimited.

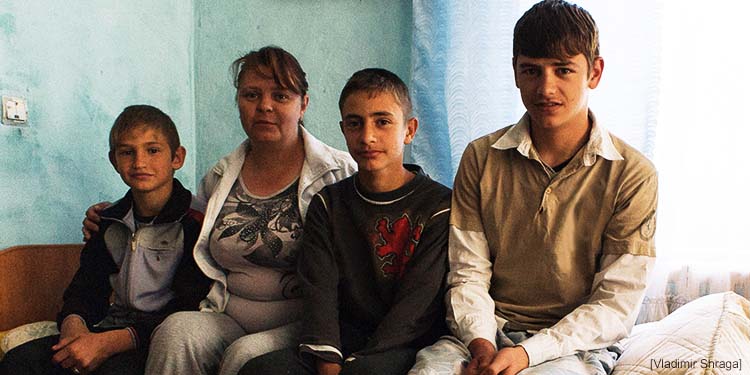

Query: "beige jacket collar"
left=492, top=111, right=623, bottom=166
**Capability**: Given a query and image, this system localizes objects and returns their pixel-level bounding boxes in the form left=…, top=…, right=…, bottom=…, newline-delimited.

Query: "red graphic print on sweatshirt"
left=373, top=214, right=423, bottom=278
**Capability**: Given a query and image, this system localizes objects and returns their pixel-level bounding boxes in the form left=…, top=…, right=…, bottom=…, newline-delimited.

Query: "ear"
left=171, top=146, right=186, bottom=170
left=109, top=151, right=119, bottom=171
left=587, top=57, right=604, bottom=89
left=300, top=95, right=310, bottom=116
left=403, top=117, right=419, bottom=145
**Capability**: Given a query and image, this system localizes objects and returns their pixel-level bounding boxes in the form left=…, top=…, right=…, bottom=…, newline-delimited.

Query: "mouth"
left=356, top=150, right=383, bottom=159
left=130, top=173, right=153, bottom=180
left=534, top=101, right=562, bottom=113
left=254, top=120, right=276, bottom=126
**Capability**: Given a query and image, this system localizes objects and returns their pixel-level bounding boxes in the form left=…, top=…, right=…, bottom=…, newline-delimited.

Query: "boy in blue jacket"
left=0, top=105, right=211, bottom=375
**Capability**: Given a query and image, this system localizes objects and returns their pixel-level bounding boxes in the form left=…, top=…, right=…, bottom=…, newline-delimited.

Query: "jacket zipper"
left=127, top=230, right=138, bottom=309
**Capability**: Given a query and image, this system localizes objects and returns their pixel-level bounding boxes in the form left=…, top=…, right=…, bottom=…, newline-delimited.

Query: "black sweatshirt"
left=298, top=165, right=451, bottom=363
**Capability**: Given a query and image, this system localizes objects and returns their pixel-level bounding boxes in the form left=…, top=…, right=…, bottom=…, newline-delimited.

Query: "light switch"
left=2, top=96, right=29, bottom=125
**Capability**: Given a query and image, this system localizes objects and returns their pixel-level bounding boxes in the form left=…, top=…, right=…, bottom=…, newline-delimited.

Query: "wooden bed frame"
left=0, top=244, right=83, bottom=331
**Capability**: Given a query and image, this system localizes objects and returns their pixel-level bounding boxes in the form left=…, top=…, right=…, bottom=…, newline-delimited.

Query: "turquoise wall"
left=0, top=1, right=412, bottom=248
left=193, top=0, right=412, bottom=178
left=0, top=1, right=196, bottom=248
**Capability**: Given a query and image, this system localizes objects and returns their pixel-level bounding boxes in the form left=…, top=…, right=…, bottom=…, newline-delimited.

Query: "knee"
left=222, top=328, right=296, bottom=369
left=236, top=354, right=271, bottom=375
left=342, top=360, right=389, bottom=375
left=150, top=312, right=213, bottom=354
left=223, top=339, right=264, bottom=364
left=410, top=338, right=470, bottom=374
left=221, top=337, right=279, bottom=375
left=340, top=360, right=369, bottom=375
left=1, top=344, right=31, bottom=368
left=237, top=348, right=301, bottom=375
left=221, top=342, right=262, bottom=375
left=0, top=337, right=55, bottom=373
left=341, top=349, right=416, bottom=375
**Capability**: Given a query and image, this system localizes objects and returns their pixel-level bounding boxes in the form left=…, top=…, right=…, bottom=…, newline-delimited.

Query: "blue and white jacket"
left=58, top=179, right=211, bottom=349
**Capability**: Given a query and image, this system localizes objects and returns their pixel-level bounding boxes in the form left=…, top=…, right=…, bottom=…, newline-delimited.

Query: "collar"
left=491, top=110, right=623, bottom=166
left=299, top=125, right=345, bottom=176
left=224, top=126, right=348, bottom=178
left=101, top=178, right=192, bottom=226
left=354, top=164, right=426, bottom=205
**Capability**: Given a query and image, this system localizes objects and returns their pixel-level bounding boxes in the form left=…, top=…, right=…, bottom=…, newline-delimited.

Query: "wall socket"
left=2, top=96, right=29, bottom=126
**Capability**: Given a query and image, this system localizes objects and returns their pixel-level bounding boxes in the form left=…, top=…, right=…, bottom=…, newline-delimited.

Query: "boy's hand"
left=59, top=315, right=89, bottom=340
left=82, top=202, right=110, bottom=241
left=469, top=345, right=529, bottom=375
left=52, top=329, right=133, bottom=374
left=464, top=338, right=496, bottom=374
left=316, top=359, right=342, bottom=375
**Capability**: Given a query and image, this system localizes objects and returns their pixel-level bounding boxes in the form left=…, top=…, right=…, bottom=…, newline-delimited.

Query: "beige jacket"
left=447, top=112, right=657, bottom=366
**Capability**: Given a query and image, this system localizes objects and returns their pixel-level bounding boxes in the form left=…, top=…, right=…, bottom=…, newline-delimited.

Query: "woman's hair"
left=513, top=0, right=599, bottom=72
left=231, top=46, right=309, bottom=97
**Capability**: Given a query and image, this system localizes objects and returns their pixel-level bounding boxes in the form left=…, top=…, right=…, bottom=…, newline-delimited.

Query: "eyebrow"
left=116, top=141, right=164, bottom=148
left=239, top=85, right=289, bottom=91
left=552, top=60, right=575, bottom=67
left=371, top=111, right=395, bottom=117
left=518, top=60, right=575, bottom=68
left=343, top=111, right=395, bottom=120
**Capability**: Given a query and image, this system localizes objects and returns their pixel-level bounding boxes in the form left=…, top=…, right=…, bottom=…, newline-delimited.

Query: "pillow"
left=613, top=292, right=750, bottom=375
left=0, top=321, right=59, bottom=356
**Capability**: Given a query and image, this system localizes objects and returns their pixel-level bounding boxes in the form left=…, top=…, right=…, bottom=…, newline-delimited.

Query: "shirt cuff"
left=299, top=344, right=343, bottom=363
left=458, top=317, right=498, bottom=349
left=517, top=332, right=560, bottom=367
left=126, top=327, right=138, bottom=349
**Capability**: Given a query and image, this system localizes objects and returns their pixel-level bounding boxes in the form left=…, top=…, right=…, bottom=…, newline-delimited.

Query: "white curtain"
left=411, top=0, right=524, bottom=186
left=643, top=0, right=750, bottom=322
left=411, top=0, right=750, bottom=323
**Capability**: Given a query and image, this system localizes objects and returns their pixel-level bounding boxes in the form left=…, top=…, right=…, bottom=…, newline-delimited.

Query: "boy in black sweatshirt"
left=240, top=69, right=451, bottom=375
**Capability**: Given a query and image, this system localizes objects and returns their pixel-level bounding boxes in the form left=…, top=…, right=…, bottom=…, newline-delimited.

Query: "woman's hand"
left=82, top=202, right=111, bottom=241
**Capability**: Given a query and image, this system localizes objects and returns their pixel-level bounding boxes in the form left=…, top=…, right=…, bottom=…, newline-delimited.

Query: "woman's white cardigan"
left=193, top=127, right=357, bottom=312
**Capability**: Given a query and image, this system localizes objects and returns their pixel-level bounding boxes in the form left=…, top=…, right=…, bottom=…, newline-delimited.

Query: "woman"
left=84, top=46, right=356, bottom=375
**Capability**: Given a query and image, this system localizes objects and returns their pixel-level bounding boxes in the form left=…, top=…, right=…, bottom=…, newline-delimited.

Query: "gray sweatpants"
left=145, top=311, right=301, bottom=375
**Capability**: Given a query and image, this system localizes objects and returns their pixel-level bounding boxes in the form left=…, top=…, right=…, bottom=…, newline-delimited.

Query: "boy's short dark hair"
left=109, top=105, right=180, bottom=155
left=513, top=0, right=599, bottom=71
left=338, top=68, right=413, bottom=119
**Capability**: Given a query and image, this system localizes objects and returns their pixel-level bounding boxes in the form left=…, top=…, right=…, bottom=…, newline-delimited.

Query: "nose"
left=257, top=93, right=273, bottom=112
left=537, top=70, right=557, bottom=96
left=359, top=122, right=376, bottom=144
left=133, top=150, right=147, bottom=168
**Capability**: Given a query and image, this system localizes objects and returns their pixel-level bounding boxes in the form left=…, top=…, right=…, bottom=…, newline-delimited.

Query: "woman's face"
left=237, top=69, right=308, bottom=145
